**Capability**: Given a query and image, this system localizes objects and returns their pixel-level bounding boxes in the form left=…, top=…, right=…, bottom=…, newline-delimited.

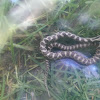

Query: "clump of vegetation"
left=0, top=0, right=100, bottom=100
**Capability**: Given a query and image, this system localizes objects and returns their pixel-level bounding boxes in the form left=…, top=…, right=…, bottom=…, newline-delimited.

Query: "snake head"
left=92, top=35, right=100, bottom=42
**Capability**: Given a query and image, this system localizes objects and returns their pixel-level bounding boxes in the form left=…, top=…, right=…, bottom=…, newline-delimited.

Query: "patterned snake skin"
left=40, top=31, right=100, bottom=66
left=40, top=31, right=100, bottom=95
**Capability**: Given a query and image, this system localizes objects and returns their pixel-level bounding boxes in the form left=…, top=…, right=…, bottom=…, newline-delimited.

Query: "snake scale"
left=40, top=31, right=100, bottom=67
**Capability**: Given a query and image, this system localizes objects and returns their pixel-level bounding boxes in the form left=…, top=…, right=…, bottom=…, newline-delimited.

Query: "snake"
left=40, top=31, right=100, bottom=95
left=40, top=31, right=100, bottom=67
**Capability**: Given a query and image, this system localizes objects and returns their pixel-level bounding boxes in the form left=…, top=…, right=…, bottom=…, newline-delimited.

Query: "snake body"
left=40, top=31, right=100, bottom=66
left=40, top=31, right=100, bottom=95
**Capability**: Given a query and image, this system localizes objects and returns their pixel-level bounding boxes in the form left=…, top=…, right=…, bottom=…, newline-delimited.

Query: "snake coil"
left=40, top=31, right=100, bottom=66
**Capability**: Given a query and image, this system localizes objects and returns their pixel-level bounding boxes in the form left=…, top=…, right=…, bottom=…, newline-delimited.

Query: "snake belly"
left=40, top=31, right=100, bottom=65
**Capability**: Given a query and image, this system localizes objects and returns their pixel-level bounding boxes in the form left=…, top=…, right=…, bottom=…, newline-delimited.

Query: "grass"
left=0, top=0, right=100, bottom=100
